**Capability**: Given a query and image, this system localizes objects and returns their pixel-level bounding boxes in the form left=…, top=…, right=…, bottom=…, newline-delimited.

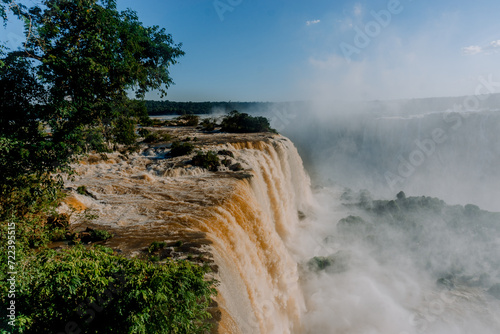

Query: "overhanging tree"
left=0, top=52, right=69, bottom=218
left=21, top=0, right=184, bottom=147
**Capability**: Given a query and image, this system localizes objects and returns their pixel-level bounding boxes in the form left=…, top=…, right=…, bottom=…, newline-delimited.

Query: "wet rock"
left=437, top=277, right=455, bottom=289
left=144, top=148, right=155, bottom=156
left=221, top=158, right=232, bottom=167
left=307, top=251, right=350, bottom=274
left=230, top=163, right=243, bottom=171
left=63, top=195, right=88, bottom=212
left=71, top=227, right=114, bottom=244
left=337, top=215, right=373, bottom=236
left=217, top=149, right=234, bottom=158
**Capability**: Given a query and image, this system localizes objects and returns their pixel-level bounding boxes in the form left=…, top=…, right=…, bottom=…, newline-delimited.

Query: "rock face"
left=63, top=128, right=314, bottom=334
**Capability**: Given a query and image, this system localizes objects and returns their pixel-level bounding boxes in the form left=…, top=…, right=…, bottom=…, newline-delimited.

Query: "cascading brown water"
left=196, top=139, right=314, bottom=334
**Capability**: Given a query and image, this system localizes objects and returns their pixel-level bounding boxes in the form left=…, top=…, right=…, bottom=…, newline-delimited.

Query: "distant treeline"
left=144, top=101, right=278, bottom=115
left=146, top=93, right=500, bottom=116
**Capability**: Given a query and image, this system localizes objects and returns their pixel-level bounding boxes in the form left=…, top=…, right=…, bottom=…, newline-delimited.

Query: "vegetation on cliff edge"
left=0, top=1, right=215, bottom=333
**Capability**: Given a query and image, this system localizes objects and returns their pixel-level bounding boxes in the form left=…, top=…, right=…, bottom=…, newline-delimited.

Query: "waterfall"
left=196, top=138, right=314, bottom=334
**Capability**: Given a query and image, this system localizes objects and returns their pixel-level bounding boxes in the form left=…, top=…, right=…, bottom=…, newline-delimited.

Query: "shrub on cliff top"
left=200, top=118, right=218, bottom=132
left=191, top=151, right=220, bottom=171
left=176, top=115, right=200, bottom=126
left=141, top=129, right=172, bottom=143
left=220, top=110, right=276, bottom=133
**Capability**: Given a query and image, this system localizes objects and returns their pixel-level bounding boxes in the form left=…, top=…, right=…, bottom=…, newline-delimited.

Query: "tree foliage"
left=191, top=151, right=220, bottom=171
left=28, top=0, right=184, bottom=99
left=200, top=118, right=218, bottom=132
left=0, top=55, right=56, bottom=177
left=0, top=54, right=69, bottom=219
left=169, top=141, right=195, bottom=157
left=220, top=110, right=276, bottom=133
left=0, top=245, right=216, bottom=333
left=19, top=0, right=184, bottom=147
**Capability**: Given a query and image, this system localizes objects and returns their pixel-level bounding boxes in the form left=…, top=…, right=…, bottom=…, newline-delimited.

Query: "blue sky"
left=3, top=0, right=500, bottom=102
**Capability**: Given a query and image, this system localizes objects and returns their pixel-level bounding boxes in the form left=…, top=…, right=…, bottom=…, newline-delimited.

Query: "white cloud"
left=490, top=40, right=500, bottom=48
left=462, top=45, right=482, bottom=55
left=306, top=19, right=321, bottom=26
left=461, top=39, right=500, bottom=55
